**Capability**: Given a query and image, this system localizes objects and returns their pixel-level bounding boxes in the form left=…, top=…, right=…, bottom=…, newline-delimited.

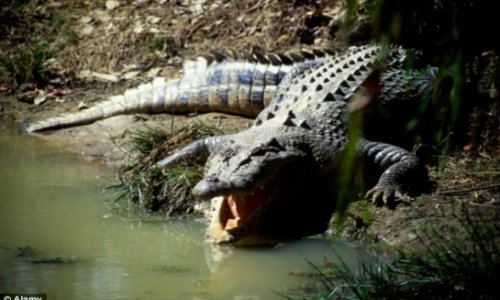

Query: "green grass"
left=0, top=42, right=52, bottom=86
left=107, top=121, right=223, bottom=216
left=0, top=1, right=78, bottom=87
left=148, top=263, right=189, bottom=273
left=15, top=246, right=38, bottom=257
left=142, top=34, right=178, bottom=58
left=50, top=11, right=67, bottom=24
left=293, top=206, right=500, bottom=300
left=128, top=126, right=170, bottom=155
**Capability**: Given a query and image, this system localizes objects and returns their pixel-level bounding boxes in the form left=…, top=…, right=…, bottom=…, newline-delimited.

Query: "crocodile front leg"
left=357, top=138, right=428, bottom=204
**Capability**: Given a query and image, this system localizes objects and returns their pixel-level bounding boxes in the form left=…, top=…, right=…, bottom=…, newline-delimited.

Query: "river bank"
left=1, top=0, right=498, bottom=250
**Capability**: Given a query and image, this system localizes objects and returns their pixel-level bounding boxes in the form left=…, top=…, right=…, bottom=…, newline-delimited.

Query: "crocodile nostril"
left=206, top=176, right=219, bottom=183
left=192, top=176, right=227, bottom=199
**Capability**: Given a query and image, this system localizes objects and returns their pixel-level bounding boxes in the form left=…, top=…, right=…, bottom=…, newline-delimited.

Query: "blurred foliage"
left=342, top=0, right=499, bottom=158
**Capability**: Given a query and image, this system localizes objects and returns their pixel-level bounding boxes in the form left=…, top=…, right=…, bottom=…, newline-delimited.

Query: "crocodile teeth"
left=223, top=186, right=266, bottom=231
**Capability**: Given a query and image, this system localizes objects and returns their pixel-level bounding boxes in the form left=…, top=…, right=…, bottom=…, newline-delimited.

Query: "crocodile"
left=157, top=44, right=436, bottom=246
left=26, top=44, right=436, bottom=246
left=24, top=48, right=334, bottom=132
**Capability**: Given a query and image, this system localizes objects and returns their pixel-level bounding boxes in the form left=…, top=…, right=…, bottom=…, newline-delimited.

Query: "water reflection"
left=0, top=127, right=365, bottom=299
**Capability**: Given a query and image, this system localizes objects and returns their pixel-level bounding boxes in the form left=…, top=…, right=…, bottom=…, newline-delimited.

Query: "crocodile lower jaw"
left=205, top=187, right=270, bottom=245
left=223, top=188, right=266, bottom=230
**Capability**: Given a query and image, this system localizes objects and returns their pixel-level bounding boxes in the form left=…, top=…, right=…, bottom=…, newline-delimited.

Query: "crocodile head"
left=192, top=129, right=337, bottom=246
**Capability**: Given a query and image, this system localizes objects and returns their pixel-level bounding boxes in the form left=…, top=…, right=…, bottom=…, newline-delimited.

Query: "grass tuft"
left=107, top=121, right=222, bottom=216
left=295, top=205, right=500, bottom=300
left=0, top=42, right=52, bottom=86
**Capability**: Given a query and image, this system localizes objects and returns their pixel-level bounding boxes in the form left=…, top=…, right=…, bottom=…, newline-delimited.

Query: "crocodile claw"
left=365, top=184, right=411, bottom=205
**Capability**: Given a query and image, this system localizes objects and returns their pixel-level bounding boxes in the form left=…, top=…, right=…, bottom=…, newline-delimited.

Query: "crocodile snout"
left=192, top=176, right=229, bottom=199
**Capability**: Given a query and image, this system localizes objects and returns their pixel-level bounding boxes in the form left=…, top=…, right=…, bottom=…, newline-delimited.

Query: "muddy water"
left=0, top=127, right=365, bottom=299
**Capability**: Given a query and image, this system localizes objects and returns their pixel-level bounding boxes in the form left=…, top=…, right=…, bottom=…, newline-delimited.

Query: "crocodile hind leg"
left=357, top=138, right=429, bottom=205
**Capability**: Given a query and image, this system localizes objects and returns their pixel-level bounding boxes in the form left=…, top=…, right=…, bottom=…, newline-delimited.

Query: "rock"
left=105, top=1, right=120, bottom=10
left=34, top=94, right=47, bottom=106
left=78, top=101, right=90, bottom=110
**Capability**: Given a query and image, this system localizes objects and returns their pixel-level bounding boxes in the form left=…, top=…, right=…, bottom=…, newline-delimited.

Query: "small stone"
left=34, top=95, right=47, bottom=106
left=80, top=16, right=92, bottom=23
left=78, top=101, right=90, bottom=110
left=134, top=21, right=145, bottom=33
left=146, top=15, right=160, bottom=24
left=105, top=0, right=120, bottom=10
left=148, top=27, right=159, bottom=34
left=123, top=71, right=140, bottom=80
left=135, top=0, right=149, bottom=7
left=92, top=72, right=120, bottom=82
left=81, top=24, right=94, bottom=36
left=122, top=64, right=138, bottom=71
left=78, top=70, right=93, bottom=79
left=147, top=67, right=162, bottom=78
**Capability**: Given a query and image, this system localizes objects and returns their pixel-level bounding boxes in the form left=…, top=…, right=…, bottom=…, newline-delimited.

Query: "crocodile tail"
left=25, top=48, right=334, bottom=132
left=24, top=77, right=173, bottom=132
left=23, top=56, right=260, bottom=132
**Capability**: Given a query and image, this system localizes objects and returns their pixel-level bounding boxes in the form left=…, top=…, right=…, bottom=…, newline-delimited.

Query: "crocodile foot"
left=365, top=182, right=413, bottom=206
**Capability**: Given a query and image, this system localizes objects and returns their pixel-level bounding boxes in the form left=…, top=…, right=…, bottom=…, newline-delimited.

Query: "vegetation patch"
left=15, top=246, right=38, bottom=257
left=148, top=263, right=189, bottom=273
left=0, top=42, right=53, bottom=87
left=288, top=206, right=500, bottom=300
left=107, top=121, right=223, bottom=216
left=14, top=246, right=83, bottom=264
left=30, top=255, right=82, bottom=264
left=0, top=0, right=79, bottom=89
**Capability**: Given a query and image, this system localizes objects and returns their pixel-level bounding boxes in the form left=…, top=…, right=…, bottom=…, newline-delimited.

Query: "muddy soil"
left=1, top=0, right=498, bottom=248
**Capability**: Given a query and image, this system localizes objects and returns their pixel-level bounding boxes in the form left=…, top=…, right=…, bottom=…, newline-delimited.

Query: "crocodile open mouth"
left=203, top=160, right=334, bottom=246
left=205, top=185, right=274, bottom=245
left=220, top=187, right=267, bottom=232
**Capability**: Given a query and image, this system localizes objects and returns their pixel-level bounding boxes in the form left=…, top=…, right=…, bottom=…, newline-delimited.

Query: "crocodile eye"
left=250, top=145, right=283, bottom=157
left=250, top=148, right=272, bottom=157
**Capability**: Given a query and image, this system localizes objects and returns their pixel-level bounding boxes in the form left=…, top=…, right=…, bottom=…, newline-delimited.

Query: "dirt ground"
left=1, top=0, right=498, bottom=248
left=1, top=0, right=348, bottom=166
